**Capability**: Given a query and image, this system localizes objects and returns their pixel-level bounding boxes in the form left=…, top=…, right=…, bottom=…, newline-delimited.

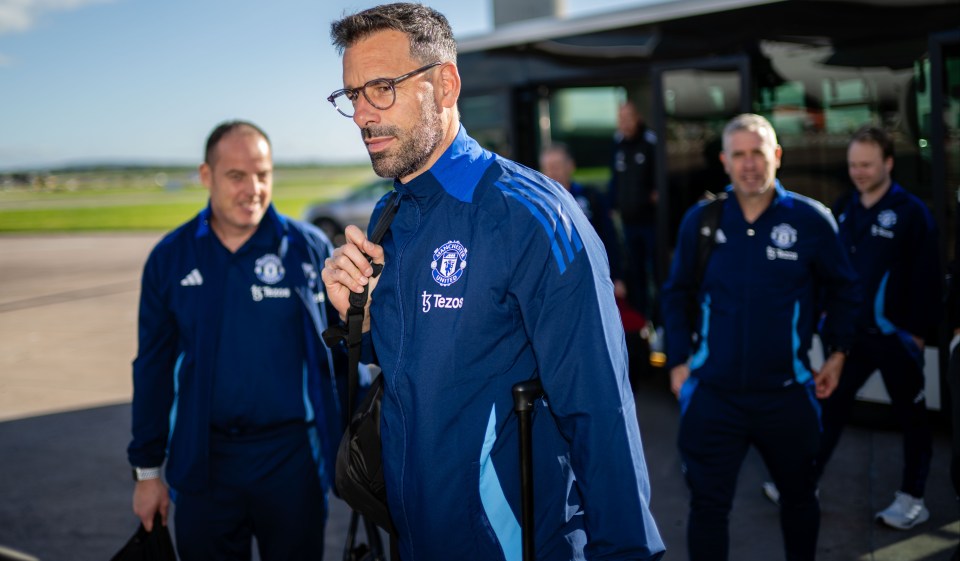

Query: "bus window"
left=547, top=86, right=626, bottom=177
left=755, top=40, right=920, bottom=209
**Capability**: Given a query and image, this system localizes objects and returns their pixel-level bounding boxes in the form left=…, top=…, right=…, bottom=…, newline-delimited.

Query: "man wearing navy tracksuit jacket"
left=661, top=114, right=860, bottom=561
left=128, top=121, right=345, bottom=559
left=323, top=5, right=664, bottom=560
left=819, top=126, right=939, bottom=529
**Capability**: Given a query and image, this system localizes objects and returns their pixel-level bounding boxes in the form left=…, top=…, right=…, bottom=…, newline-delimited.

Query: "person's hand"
left=133, top=478, right=169, bottom=531
left=670, top=364, right=690, bottom=399
left=321, top=225, right=385, bottom=329
left=910, top=334, right=924, bottom=351
left=814, top=352, right=846, bottom=399
left=613, top=279, right=627, bottom=299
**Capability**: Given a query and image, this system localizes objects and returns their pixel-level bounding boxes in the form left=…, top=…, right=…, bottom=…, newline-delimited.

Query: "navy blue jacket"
left=834, top=182, right=940, bottom=337
left=362, top=127, right=664, bottom=561
left=609, top=128, right=657, bottom=225
left=570, top=181, right=623, bottom=280
left=661, top=183, right=861, bottom=390
left=128, top=205, right=345, bottom=494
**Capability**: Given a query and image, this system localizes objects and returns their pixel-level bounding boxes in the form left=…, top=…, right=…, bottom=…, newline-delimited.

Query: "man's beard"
left=365, top=95, right=443, bottom=180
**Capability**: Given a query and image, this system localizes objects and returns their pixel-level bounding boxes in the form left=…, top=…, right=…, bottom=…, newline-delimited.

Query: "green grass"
left=0, top=163, right=613, bottom=233
left=573, top=166, right=613, bottom=191
left=0, top=165, right=377, bottom=233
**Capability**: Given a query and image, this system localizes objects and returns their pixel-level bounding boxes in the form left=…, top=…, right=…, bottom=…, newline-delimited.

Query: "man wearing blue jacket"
left=127, top=121, right=344, bottom=560
left=321, top=4, right=664, bottom=560
left=661, top=114, right=860, bottom=561
left=609, top=101, right=658, bottom=318
left=820, top=126, right=939, bottom=529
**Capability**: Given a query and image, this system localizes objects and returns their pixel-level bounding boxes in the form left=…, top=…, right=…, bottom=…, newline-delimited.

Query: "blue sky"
left=0, top=0, right=648, bottom=171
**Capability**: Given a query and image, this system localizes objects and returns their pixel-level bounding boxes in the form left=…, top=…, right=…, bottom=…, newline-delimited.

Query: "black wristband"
left=826, top=344, right=850, bottom=357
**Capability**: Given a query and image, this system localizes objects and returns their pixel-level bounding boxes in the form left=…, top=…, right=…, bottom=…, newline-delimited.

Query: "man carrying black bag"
left=110, top=514, right=175, bottom=561
left=127, top=121, right=346, bottom=560
left=321, top=4, right=665, bottom=560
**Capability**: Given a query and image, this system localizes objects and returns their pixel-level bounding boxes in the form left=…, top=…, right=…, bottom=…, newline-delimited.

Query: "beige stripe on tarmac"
left=859, top=521, right=960, bottom=560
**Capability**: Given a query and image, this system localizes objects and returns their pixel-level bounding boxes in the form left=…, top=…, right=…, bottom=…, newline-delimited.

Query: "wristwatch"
left=132, top=466, right=162, bottom=482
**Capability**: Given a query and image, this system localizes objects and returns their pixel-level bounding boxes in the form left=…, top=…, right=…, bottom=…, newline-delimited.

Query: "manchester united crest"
left=254, top=253, right=285, bottom=285
left=770, top=223, right=797, bottom=249
left=878, top=209, right=897, bottom=229
left=431, top=241, right=467, bottom=287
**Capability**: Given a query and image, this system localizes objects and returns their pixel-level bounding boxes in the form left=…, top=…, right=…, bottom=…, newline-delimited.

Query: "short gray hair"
left=330, top=3, right=457, bottom=66
left=722, top=113, right=778, bottom=152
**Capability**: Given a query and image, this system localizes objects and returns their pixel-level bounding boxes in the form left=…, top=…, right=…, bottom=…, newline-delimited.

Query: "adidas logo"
left=180, top=269, right=203, bottom=287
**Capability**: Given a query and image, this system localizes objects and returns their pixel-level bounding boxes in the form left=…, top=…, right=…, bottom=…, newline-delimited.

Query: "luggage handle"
left=512, top=378, right=544, bottom=561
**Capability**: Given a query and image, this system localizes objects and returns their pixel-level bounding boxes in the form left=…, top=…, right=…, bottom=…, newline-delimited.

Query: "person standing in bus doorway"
left=128, top=121, right=344, bottom=560
left=763, top=125, right=940, bottom=529
left=946, top=188, right=960, bottom=559
left=321, top=4, right=665, bottom=560
left=661, top=113, right=860, bottom=561
left=609, top=101, right=657, bottom=319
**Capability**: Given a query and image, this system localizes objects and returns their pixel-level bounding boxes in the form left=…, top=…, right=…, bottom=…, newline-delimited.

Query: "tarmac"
left=0, top=233, right=957, bottom=561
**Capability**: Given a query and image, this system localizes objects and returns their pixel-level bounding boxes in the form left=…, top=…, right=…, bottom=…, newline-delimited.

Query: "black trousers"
left=679, top=380, right=821, bottom=561
left=818, top=332, right=932, bottom=498
left=174, top=424, right=327, bottom=561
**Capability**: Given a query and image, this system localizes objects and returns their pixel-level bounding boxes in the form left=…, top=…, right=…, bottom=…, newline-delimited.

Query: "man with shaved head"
left=128, top=120, right=345, bottom=560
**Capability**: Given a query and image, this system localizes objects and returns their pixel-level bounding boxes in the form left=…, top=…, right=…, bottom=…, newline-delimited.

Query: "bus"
left=455, top=0, right=960, bottom=416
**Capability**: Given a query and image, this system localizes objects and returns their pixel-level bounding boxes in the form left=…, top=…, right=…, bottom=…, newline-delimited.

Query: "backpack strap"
left=322, top=191, right=400, bottom=425
left=686, top=191, right=726, bottom=341
left=695, top=191, right=727, bottom=289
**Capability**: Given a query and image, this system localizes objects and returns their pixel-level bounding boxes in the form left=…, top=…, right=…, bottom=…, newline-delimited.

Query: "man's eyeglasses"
left=327, top=61, right=442, bottom=118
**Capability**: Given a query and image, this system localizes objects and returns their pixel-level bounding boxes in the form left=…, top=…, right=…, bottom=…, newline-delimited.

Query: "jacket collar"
left=194, top=203, right=287, bottom=254
left=395, top=125, right=495, bottom=204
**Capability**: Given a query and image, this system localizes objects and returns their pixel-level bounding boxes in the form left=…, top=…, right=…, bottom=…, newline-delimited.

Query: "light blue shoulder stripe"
left=478, top=403, right=521, bottom=561
left=576, top=202, right=655, bottom=551
left=875, top=271, right=895, bottom=334
left=301, top=362, right=324, bottom=479
left=689, top=295, right=711, bottom=370
left=790, top=191, right=839, bottom=233
left=513, top=174, right=585, bottom=258
left=678, top=377, right=700, bottom=416
left=498, top=186, right=568, bottom=274
left=495, top=175, right=584, bottom=274
left=166, top=351, right=185, bottom=452
left=792, top=300, right=812, bottom=384
left=301, top=361, right=315, bottom=423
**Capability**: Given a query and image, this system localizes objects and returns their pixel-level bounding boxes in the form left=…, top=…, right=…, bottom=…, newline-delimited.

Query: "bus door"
left=650, top=55, right=750, bottom=284
left=930, top=30, right=960, bottom=416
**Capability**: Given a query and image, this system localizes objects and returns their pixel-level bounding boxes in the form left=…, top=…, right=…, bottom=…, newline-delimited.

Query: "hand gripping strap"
left=321, top=191, right=400, bottom=425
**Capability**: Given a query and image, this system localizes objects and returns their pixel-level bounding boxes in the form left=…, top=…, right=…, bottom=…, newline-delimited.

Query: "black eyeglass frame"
left=326, top=61, right=443, bottom=117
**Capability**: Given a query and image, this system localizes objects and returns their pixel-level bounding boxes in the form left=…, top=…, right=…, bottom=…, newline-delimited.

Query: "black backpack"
left=688, top=191, right=727, bottom=340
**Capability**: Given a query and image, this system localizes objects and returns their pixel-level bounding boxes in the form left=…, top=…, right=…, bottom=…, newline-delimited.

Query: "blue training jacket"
left=127, top=204, right=346, bottom=494
left=833, top=182, right=941, bottom=337
left=661, top=183, right=861, bottom=390
left=361, top=126, right=664, bottom=561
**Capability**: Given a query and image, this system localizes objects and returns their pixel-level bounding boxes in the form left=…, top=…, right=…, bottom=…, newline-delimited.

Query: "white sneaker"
left=875, top=491, right=930, bottom=530
left=761, top=481, right=819, bottom=506
left=762, top=481, right=780, bottom=506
